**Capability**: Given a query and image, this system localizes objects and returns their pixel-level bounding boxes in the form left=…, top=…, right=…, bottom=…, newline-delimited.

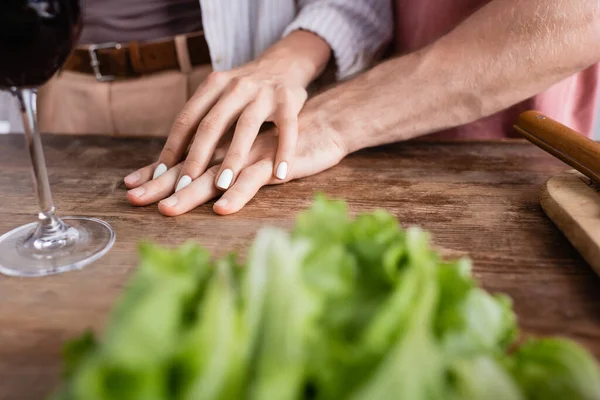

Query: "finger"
left=126, top=163, right=182, bottom=206
left=273, top=86, right=306, bottom=181
left=215, top=89, right=274, bottom=190
left=124, top=161, right=158, bottom=189
left=153, top=71, right=230, bottom=177
left=213, top=159, right=273, bottom=215
left=175, top=77, right=258, bottom=192
left=158, top=166, right=220, bottom=217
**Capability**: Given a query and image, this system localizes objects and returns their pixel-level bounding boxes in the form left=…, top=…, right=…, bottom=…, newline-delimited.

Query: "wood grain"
left=541, top=170, right=600, bottom=276
left=1, top=134, right=599, bottom=399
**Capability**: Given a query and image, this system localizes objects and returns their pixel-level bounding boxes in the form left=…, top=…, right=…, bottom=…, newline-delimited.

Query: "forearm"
left=309, top=0, right=600, bottom=153
left=256, top=30, right=331, bottom=87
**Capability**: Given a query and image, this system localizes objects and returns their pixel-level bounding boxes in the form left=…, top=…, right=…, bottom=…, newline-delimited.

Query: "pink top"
left=394, top=0, right=599, bottom=139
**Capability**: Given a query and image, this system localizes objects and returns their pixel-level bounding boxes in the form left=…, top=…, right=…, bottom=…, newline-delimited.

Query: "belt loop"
left=175, top=34, right=193, bottom=74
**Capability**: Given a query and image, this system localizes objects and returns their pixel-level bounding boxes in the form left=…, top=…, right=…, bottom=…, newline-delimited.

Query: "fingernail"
left=153, top=163, right=167, bottom=179
left=216, top=169, right=234, bottom=190
left=175, top=175, right=192, bottom=192
left=214, top=198, right=228, bottom=207
left=276, top=162, right=288, bottom=180
left=124, top=171, right=140, bottom=185
left=128, top=187, right=146, bottom=198
left=160, top=195, right=179, bottom=207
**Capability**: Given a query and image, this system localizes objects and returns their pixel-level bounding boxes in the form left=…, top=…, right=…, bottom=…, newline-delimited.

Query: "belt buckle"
left=88, top=42, right=122, bottom=82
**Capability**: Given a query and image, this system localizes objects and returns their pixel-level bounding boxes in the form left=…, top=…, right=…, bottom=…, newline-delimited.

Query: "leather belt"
left=62, top=31, right=211, bottom=81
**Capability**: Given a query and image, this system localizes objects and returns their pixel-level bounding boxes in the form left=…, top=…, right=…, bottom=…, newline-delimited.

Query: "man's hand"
left=125, top=110, right=347, bottom=215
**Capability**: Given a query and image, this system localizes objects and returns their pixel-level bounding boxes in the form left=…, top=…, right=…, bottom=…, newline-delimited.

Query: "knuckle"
left=231, top=76, right=255, bottom=93
left=172, top=112, right=194, bottom=131
left=276, top=86, right=306, bottom=111
left=224, top=151, right=244, bottom=165
left=256, top=86, right=273, bottom=101
left=183, top=159, right=205, bottom=177
left=238, top=112, right=262, bottom=129
left=276, top=85, right=296, bottom=100
left=161, top=146, right=178, bottom=160
left=207, top=71, right=229, bottom=86
left=277, top=115, right=298, bottom=128
left=243, top=160, right=271, bottom=178
left=198, top=114, right=221, bottom=133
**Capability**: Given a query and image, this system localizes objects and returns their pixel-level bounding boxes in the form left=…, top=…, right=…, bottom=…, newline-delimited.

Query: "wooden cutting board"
left=541, top=169, right=600, bottom=276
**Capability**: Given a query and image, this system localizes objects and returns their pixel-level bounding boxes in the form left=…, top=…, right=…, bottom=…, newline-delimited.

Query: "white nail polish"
left=153, top=163, right=167, bottom=180
left=175, top=175, right=192, bottom=192
left=276, top=162, right=288, bottom=180
left=217, top=169, right=234, bottom=190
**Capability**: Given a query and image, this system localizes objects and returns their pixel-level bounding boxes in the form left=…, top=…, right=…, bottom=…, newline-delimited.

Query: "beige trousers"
left=37, top=64, right=212, bottom=137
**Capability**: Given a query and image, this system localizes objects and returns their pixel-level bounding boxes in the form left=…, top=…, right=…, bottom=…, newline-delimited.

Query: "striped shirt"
left=201, top=0, right=393, bottom=80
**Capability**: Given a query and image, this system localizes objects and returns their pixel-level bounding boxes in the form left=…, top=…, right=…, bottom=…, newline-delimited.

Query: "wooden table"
left=0, top=134, right=599, bottom=399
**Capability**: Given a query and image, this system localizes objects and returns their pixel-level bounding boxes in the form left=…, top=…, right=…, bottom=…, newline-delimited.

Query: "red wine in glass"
left=0, top=0, right=115, bottom=277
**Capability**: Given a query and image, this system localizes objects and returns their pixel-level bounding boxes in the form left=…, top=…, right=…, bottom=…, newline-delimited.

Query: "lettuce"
left=507, top=339, right=600, bottom=400
left=54, top=196, right=600, bottom=400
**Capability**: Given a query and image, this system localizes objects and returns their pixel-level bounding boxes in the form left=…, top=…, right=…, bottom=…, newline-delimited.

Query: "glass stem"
left=11, top=88, right=77, bottom=252
left=14, top=88, right=56, bottom=217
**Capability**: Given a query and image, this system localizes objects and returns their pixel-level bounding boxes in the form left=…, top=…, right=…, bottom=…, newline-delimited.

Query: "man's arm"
left=304, top=0, right=600, bottom=153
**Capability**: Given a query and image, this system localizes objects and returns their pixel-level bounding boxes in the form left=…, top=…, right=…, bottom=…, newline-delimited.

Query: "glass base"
left=0, top=217, right=115, bottom=277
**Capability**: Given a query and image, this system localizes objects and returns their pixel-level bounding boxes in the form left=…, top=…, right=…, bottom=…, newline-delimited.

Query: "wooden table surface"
left=0, top=134, right=599, bottom=399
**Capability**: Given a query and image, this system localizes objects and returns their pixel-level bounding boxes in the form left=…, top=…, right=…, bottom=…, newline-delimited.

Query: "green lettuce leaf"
left=176, top=258, right=244, bottom=400
left=247, top=229, right=316, bottom=400
left=507, top=338, right=600, bottom=400
left=448, top=356, right=523, bottom=400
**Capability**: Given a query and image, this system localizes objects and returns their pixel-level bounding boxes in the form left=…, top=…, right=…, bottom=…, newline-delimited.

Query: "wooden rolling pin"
left=514, top=110, right=600, bottom=183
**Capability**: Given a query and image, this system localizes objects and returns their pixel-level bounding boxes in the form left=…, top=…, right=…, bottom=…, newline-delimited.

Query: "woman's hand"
left=164, top=64, right=308, bottom=190
left=124, top=30, right=331, bottom=199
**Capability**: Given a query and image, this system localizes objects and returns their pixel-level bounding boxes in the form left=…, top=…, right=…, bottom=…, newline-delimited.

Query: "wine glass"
left=0, top=0, right=115, bottom=277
